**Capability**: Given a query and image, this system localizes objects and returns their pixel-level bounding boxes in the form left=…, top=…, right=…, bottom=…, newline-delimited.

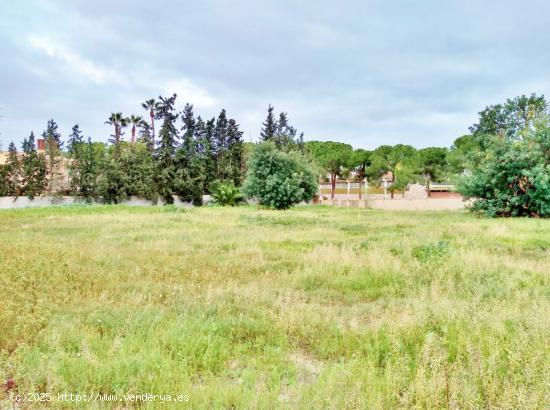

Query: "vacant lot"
left=1, top=206, right=549, bottom=409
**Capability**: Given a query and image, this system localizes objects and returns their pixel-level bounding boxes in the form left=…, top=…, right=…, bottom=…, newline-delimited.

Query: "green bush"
left=412, top=240, right=451, bottom=262
left=211, top=182, right=244, bottom=206
left=243, top=143, right=318, bottom=210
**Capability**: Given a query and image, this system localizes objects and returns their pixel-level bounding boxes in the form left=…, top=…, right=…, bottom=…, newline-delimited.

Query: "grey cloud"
left=1, top=0, right=549, bottom=149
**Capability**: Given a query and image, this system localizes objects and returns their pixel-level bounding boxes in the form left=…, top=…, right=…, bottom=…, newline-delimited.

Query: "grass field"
left=1, top=205, right=549, bottom=409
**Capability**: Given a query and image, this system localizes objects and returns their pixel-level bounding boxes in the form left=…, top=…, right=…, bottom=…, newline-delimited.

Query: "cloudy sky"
left=1, top=0, right=549, bottom=149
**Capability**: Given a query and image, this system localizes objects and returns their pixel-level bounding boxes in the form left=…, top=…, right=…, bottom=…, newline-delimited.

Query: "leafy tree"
left=459, top=125, right=550, bottom=217
left=154, top=94, right=179, bottom=204
left=98, top=150, right=128, bottom=204
left=415, top=147, right=448, bottom=194
left=367, top=144, right=416, bottom=198
left=447, top=135, right=479, bottom=174
left=43, top=119, right=63, bottom=195
left=470, top=94, right=548, bottom=146
left=21, top=132, right=47, bottom=199
left=79, top=138, right=103, bottom=201
left=244, top=143, right=317, bottom=209
left=120, top=142, right=157, bottom=200
left=305, top=141, right=353, bottom=199
left=350, top=149, right=371, bottom=199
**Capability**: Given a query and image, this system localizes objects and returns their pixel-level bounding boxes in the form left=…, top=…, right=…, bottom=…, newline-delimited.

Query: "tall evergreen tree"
left=225, top=118, right=244, bottom=184
left=204, top=117, right=217, bottom=190
left=180, top=103, right=196, bottom=156
left=67, top=124, right=84, bottom=156
left=154, top=94, right=179, bottom=203
left=213, top=109, right=229, bottom=180
left=21, top=132, right=47, bottom=199
left=5, top=142, right=21, bottom=196
left=43, top=119, right=63, bottom=195
left=137, top=120, right=154, bottom=151
left=260, top=104, right=277, bottom=142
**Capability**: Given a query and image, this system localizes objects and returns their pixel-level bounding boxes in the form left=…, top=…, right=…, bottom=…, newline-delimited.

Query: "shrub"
left=211, top=182, right=244, bottom=206
left=412, top=240, right=450, bottom=262
left=243, top=143, right=318, bottom=210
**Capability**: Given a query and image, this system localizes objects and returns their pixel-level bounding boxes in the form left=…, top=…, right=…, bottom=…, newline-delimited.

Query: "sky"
left=1, top=0, right=549, bottom=150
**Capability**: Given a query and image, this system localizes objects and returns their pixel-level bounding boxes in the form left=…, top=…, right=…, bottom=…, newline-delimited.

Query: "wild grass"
left=0, top=205, right=548, bottom=409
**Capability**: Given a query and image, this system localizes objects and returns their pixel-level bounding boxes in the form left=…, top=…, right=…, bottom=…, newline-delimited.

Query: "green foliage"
left=243, top=143, right=317, bottom=209
left=305, top=141, right=353, bottom=198
left=414, top=147, right=448, bottom=184
left=4, top=142, right=21, bottom=196
left=470, top=93, right=548, bottom=145
left=211, top=182, right=243, bottom=206
left=21, top=132, right=47, bottom=199
left=43, top=119, right=63, bottom=195
left=447, top=135, right=479, bottom=174
left=260, top=105, right=304, bottom=152
left=367, top=144, right=417, bottom=197
left=412, top=240, right=451, bottom=262
left=154, top=94, right=179, bottom=204
left=459, top=126, right=550, bottom=217
left=458, top=94, right=550, bottom=217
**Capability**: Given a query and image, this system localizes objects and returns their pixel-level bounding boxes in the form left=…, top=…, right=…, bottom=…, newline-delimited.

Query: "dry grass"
left=0, top=205, right=549, bottom=409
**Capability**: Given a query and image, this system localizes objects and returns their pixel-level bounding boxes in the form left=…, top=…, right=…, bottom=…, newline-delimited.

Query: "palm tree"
left=141, top=99, right=157, bottom=147
left=105, top=112, right=129, bottom=147
left=128, top=115, right=143, bottom=143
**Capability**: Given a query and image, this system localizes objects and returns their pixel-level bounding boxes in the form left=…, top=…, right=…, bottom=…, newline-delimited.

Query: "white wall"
left=0, top=195, right=213, bottom=209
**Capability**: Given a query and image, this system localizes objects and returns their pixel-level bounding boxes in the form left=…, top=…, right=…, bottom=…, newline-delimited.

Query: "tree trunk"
left=131, top=125, right=136, bottom=143
left=150, top=111, right=155, bottom=147
left=331, top=173, right=336, bottom=199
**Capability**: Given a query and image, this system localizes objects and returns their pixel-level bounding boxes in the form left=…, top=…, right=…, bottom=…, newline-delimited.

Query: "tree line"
left=1, top=93, right=549, bottom=216
left=0, top=94, right=245, bottom=204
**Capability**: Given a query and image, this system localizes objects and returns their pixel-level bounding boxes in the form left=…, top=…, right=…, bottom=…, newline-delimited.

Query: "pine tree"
left=21, top=132, right=47, bottom=199
left=204, top=117, right=217, bottom=190
left=43, top=119, right=63, bottom=195
left=5, top=142, right=21, bottom=196
left=154, top=94, right=179, bottom=203
left=67, top=124, right=84, bottom=156
left=213, top=109, right=229, bottom=180
left=181, top=103, right=196, bottom=156
left=137, top=121, right=154, bottom=151
left=260, top=105, right=277, bottom=142
left=225, top=118, right=244, bottom=184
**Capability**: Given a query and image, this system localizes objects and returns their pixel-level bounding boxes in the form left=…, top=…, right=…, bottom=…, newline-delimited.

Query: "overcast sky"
left=1, top=0, right=549, bottom=150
